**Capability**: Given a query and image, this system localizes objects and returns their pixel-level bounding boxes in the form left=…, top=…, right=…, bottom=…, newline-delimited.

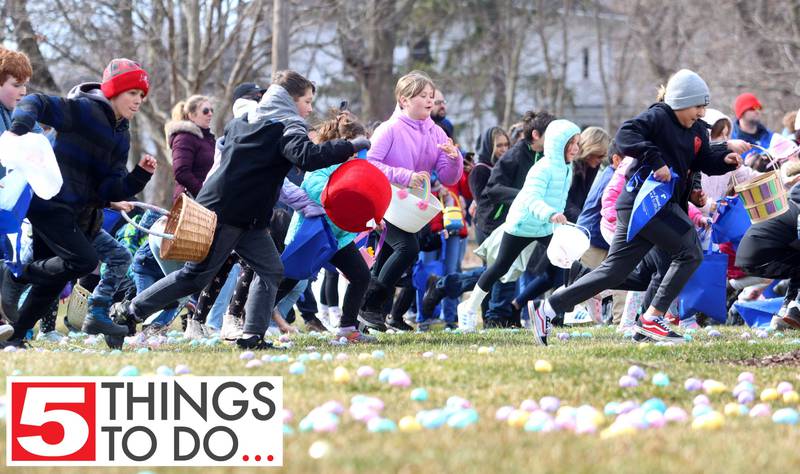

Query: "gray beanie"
left=664, top=69, right=710, bottom=110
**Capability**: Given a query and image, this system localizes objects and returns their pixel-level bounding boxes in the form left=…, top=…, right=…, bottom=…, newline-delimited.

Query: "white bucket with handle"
left=383, top=175, right=442, bottom=233
left=547, top=222, right=590, bottom=269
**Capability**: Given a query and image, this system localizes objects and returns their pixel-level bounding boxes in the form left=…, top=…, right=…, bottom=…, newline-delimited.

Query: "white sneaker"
left=220, top=314, right=244, bottom=340
left=528, top=301, right=549, bottom=346
left=328, top=307, right=342, bottom=329
left=184, top=319, right=207, bottom=340
left=35, top=330, right=65, bottom=343
left=0, top=323, right=14, bottom=342
left=457, top=301, right=477, bottom=332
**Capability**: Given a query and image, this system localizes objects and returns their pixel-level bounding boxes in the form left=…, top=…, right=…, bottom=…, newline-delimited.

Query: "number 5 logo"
left=9, top=382, right=96, bottom=462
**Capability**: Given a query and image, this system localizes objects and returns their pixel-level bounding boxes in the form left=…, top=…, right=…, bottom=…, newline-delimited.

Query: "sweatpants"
left=12, top=209, right=99, bottom=339
left=549, top=203, right=702, bottom=314
left=130, top=223, right=283, bottom=337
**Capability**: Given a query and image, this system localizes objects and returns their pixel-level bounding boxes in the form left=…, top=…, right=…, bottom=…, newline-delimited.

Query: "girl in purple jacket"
left=359, top=70, right=463, bottom=333
left=166, top=95, right=216, bottom=203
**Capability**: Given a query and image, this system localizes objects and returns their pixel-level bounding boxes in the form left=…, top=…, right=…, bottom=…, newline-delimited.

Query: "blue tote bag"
left=734, top=297, right=782, bottom=328
left=711, top=196, right=751, bottom=246
left=676, top=235, right=728, bottom=323
left=281, top=216, right=338, bottom=280
left=626, top=168, right=678, bottom=242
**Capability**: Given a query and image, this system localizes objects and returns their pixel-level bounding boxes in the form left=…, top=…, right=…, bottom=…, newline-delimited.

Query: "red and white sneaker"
left=528, top=301, right=550, bottom=346
left=665, top=312, right=680, bottom=326
left=635, top=316, right=684, bottom=343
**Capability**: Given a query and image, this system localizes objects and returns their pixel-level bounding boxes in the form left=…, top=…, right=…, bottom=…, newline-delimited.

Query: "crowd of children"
left=2, top=44, right=800, bottom=351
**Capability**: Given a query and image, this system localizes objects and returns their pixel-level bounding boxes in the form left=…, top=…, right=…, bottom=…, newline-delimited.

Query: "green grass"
left=2, top=326, right=800, bottom=473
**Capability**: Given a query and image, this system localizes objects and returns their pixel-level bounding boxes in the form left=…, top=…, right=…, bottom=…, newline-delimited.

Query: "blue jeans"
left=206, top=263, right=240, bottom=329
left=93, top=230, right=132, bottom=301
left=132, top=270, right=177, bottom=327
left=441, top=235, right=463, bottom=323
left=272, top=280, right=307, bottom=328
left=485, top=280, right=516, bottom=322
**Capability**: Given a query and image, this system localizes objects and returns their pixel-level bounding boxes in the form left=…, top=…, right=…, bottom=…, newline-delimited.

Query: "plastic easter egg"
left=333, top=366, right=351, bottom=384
left=156, top=365, right=174, bottom=376
left=761, top=388, right=779, bottom=402
left=523, top=411, right=554, bottom=432
left=642, top=398, right=667, bottom=414
left=707, top=329, right=722, bottom=338
left=664, top=407, right=689, bottom=423
left=399, top=415, right=422, bottom=432
left=422, top=351, right=434, bottom=358
left=777, top=382, right=794, bottom=394
left=240, top=351, right=255, bottom=361
left=447, top=409, right=479, bottom=429
left=783, top=391, right=800, bottom=404
left=604, top=402, right=620, bottom=416
left=534, top=360, right=553, bottom=373
left=702, top=380, right=727, bottom=395
left=619, top=375, right=638, bottom=388
left=437, top=354, right=449, bottom=361
left=367, top=417, right=397, bottom=433
left=738, top=391, right=755, bottom=404
left=117, top=365, right=139, bottom=377
left=410, top=388, right=429, bottom=402
left=446, top=396, right=471, bottom=409
left=495, top=406, right=515, bottom=421
left=692, top=404, right=713, bottom=418
left=627, top=365, right=646, bottom=380
left=371, top=350, right=385, bottom=359
left=520, top=399, right=539, bottom=412
left=644, top=410, right=666, bottom=428
left=724, top=402, right=745, bottom=417
left=652, top=373, right=670, bottom=387
left=691, top=411, right=724, bottom=430
left=557, top=332, right=570, bottom=341
left=419, top=409, right=448, bottom=429
left=322, top=353, right=334, bottom=362
left=506, top=409, right=530, bottom=428
left=308, top=440, right=330, bottom=459
left=684, top=378, right=702, bottom=391
left=539, top=396, right=560, bottom=413
left=772, top=408, right=799, bottom=425
left=245, top=359, right=263, bottom=369
left=356, top=366, right=375, bottom=378
left=378, top=368, right=394, bottom=383
left=312, top=412, right=339, bottom=433
left=388, top=369, right=412, bottom=388
left=749, top=403, right=772, bottom=418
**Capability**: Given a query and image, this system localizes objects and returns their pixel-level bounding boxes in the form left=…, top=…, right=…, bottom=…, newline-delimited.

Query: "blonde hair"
left=394, top=70, right=435, bottom=108
left=656, top=84, right=667, bottom=102
left=577, top=127, right=611, bottom=161
left=170, top=95, right=210, bottom=121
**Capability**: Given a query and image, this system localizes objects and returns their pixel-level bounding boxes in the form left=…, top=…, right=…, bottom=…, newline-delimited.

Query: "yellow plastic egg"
left=507, top=409, right=530, bottom=428
left=783, top=391, right=800, bottom=404
left=600, top=424, right=636, bottom=439
left=704, top=380, right=728, bottom=395
left=398, top=416, right=422, bottom=432
left=534, top=360, right=553, bottom=373
left=761, top=388, right=779, bottom=402
left=724, top=402, right=742, bottom=417
left=333, top=366, right=351, bottom=384
left=478, top=346, right=491, bottom=355
left=691, top=411, right=724, bottom=430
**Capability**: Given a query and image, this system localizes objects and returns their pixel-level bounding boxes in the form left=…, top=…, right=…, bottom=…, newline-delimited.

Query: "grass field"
left=2, top=326, right=800, bottom=473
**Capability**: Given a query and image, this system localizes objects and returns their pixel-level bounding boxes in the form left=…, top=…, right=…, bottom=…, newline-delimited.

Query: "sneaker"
left=665, top=312, right=680, bottom=326
left=357, top=309, right=387, bottom=333
left=110, top=300, right=140, bottom=336
left=220, top=313, right=244, bottom=340
left=0, top=266, right=26, bottom=323
left=141, top=324, right=169, bottom=339
left=416, top=320, right=432, bottom=332
left=334, top=328, right=377, bottom=343
left=184, top=319, right=208, bottom=340
left=302, top=315, right=328, bottom=333
left=236, top=334, right=275, bottom=350
left=444, top=322, right=458, bottom=331
left=386, top=316, right=414, bottom=332
left=529, top=301, right=550, bottom=346
left=421, top=275, right=445, bottom=317
left=0, top=323, right=13, bottom=342
left=0, top=338, right=29, bottom=350
left=771, top=312, right=791, bottom=331
left=483, top=318, right=505, bottom=329
left=782, top=301, right=800, bottom=330
left=35, top=330, right=65, bottom=343
left=105, top=334, right=125, bottom=350
left=632, top=331, right=651, bottom=343
left=634, top=316, right=684, bottom=343
left=83, top=297, right=130, bottom=338
left=456, top=301, right=478, bottom=331
left=328, top=307, right=343, bottom=329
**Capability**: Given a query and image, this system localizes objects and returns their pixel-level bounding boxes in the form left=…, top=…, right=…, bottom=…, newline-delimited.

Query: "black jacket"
left=565, top=161, right=600, bottom=222
left=476, top=140, right=541, bottom=234
left=197, top=116, right=354, bottom=229
left=615, top=102, right=735, bottom=213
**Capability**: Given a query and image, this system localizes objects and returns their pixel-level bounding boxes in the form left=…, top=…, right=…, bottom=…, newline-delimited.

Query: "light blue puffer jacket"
left=504, top=119, right=581, bottom=237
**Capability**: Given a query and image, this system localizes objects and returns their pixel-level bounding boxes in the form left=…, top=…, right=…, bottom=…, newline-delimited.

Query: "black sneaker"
left=445, top=322, right=458, bottom=331
left=0, top=338, right=29, bottom=350
left=421, top=276, right=445, bottom=317
left=0, top=265, right=25, bottom=323
left=386, top=316, right=414, bottom=332
left=82, top=316, right=129, bottom=337
left=236, top=334, right=275, bottom=350
left=634, top=316, right=684, bottom=343
left=105, top=334, right=125, bottom=350
left=358, top=309, right=387, bottom=332
left=110, top=300, right=138, bottom=336
left=483, top=318, right=505, bottom=329
left=632, top=331, right=651, bottom=343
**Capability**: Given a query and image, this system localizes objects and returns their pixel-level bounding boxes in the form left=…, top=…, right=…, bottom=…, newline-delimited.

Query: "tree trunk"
left=8, top=0, right=59, bottom=93
left=272, top=0, right=290, bottom=74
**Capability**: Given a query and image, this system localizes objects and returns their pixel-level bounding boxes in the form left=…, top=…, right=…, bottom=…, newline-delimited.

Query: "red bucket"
left=321, top=160, right=392, bottom=232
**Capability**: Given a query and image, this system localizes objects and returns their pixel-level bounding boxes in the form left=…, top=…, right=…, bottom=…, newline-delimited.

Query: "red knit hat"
left=321, top=160, right=392, bottom=232
left=734, top=93, right=762, bottom=119
left=101, top=58, right=150, bottom=99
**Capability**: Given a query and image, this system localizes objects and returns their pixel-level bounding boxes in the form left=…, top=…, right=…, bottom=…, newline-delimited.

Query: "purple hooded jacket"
left=167, top=120, right=216, bottom=203
left=367, top=107, right=463, bottom=187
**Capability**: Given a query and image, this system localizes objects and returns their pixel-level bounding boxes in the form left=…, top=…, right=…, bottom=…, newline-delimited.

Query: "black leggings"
left=476, top=232, right=554, bottom=293
left=192, top=254, right=237, bottom=323
left=364, top=223, right=419, bottom=308
left=227, top=262, right=255, bottom=318
left=275, top=242, right=370, bottom=328
left=321, top=270, right=340, bottom=307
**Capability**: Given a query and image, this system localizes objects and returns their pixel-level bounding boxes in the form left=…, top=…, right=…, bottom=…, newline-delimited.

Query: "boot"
left=83, top=295, right=129, bottom=340
left=358, top=281, right=391, bottom=332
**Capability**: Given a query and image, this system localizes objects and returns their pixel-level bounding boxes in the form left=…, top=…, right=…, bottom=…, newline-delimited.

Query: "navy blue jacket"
left=10, top=83, right=151, bottom=212
left=615, top=102, right=735, bottom=213
left=576, top=165, right=615, bottom=250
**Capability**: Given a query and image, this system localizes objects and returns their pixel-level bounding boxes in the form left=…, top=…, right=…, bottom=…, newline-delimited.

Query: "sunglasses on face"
left=202, top=107, right=214, bottom=115
left=434, top=100, right=447, bottom=106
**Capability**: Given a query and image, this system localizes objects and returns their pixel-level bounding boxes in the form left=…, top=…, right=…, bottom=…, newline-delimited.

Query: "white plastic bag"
left=0, top=131, right=62, bottom=199
left=0, top=170, right=29, bottom=211
left=547, top=223, right=590, bottom=269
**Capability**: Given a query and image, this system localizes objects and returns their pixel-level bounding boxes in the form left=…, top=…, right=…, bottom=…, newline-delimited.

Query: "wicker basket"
left=65, top=283, right=91, bottom=331
left=733, top=145, right=789, bottom=224
left=121, top=195, right=217, bottom=263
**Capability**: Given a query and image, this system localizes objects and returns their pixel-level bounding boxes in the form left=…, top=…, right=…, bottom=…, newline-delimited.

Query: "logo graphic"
left=7, top=377, right=283, bottom=467
left=694, top=136, right=702, bottom=155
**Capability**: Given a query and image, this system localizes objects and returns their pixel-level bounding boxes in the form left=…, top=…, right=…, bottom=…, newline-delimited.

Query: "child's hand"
left=409, top=171, right=430, bottom=188
left=550, top=213, right=567, bottom=224
left=727, top=139, right=751, bottom=155
left=110, top=201, right=134, bottom=213
left=437, top=138, right=459, bottom=160
left=724, top=153, right=743, bottom=168
left=138, top=154, right=157, bottom=173
left=653, top=165, right=672, bottom=182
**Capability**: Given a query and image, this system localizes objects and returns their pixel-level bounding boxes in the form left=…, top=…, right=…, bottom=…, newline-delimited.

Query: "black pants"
left=275, top=242, right=370, bottom=328
left=364, top=223, right=419, bottom=309
left=550, top=203, right=702, bottom=314
left=193, top=254, right=238, bottom=323
left=13, top=210, right=99, bottom=339
left=321, top=270, right=340, bottom=307
left=476, top=232, right=554, bottom=293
